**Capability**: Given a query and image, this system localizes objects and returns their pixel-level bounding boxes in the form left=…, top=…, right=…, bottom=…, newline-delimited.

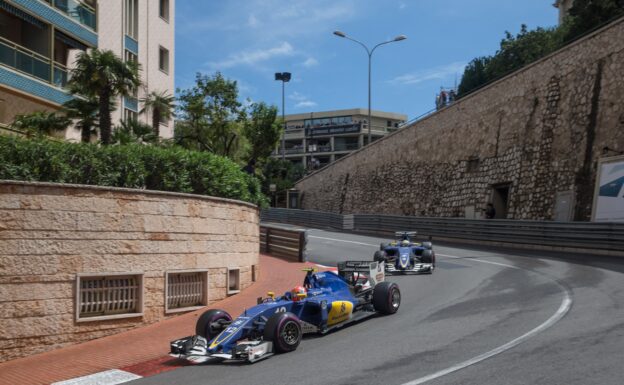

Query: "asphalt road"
left=132, top=228, right=624, bottom=385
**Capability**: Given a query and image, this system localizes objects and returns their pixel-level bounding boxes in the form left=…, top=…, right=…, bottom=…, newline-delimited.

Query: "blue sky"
left=175, top=1, right=558, bottom=120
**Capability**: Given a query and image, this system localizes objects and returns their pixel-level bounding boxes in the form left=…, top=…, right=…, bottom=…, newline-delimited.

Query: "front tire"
left=263, top=312, right=302, bottom=353
left=195, top=309, right=232, bottom=339
left=380, top=243, right=388, bottom=251
left=373, top=282, right=401, bottom=315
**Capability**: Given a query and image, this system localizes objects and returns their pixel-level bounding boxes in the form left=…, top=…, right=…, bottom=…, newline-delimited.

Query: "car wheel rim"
left=391, top=289, right=401, bottom=309
left=281, top=321, right=299, bottom=345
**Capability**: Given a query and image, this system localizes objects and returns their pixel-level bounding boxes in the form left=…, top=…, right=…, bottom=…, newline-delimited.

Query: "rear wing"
left=337, top=261, right=385, bottom=286
left=395, top=231, right=417, bottom=240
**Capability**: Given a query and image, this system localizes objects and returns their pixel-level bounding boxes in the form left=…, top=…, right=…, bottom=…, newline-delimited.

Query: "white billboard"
left=592, top=155, right=624, bottom=222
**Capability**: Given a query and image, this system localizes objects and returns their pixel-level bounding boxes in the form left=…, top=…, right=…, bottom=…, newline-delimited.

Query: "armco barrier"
left=260, top=209, right=624, bottom=256
left=260, top=224, right=307, bottom=262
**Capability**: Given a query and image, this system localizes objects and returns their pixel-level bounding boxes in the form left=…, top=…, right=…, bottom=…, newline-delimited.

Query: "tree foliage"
left=457, top=0, right=624, bottom=97
left=10, top=111, right=70, bottom=138
left=140, top=90, right=175, bottom=137
left=261, top=158, right=305, bottom=195
left=242, top=102, right=281, bottom=164
left=69, top=49, right=141, bottom=144
left=175, top=72, right=245, bottom=159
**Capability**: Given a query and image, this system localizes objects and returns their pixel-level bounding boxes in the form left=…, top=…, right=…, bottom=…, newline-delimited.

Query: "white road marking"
left=308, top=234, right=573, bottom=384
left=51, top=370, right=142, bottom=385
left=308, top=235, right=376, bottom=247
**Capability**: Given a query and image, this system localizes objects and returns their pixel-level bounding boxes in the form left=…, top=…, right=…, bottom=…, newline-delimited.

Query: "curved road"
left=132, top=228, right=624, bottom=385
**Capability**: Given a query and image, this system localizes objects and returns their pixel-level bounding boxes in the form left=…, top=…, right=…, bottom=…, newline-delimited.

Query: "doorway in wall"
left=491, top=183, right=511, bottom=219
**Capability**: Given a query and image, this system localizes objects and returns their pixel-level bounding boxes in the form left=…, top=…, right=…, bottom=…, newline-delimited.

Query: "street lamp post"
left=275, top=72, right=291, bottom=160
left=333, top=31, right=406, bottom=145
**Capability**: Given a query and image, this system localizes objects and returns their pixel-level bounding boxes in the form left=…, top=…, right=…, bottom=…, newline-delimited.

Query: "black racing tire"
left=373, top=281, right=401, bottom=315
left=421, top=249, right=433, bottom=264
left=263, top=312, right=302, bottom=353
left=380, top=242, right=388, bottom=251
left=373, top=250, right=387, bottom=263
left=195, top=309, right=232, bottom=339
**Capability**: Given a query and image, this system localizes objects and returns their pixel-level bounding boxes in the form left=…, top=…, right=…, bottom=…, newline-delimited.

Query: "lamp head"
left=393, top=35, right=407, bottom=41
left=333, top=30, right=346, bottom=38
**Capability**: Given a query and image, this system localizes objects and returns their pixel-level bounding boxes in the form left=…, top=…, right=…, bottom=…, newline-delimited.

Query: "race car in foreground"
left=374, top=231, right=435, bottom=274
left=170, top=261, right=400, bottom=363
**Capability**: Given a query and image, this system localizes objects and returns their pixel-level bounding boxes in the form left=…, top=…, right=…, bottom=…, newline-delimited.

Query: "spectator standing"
left=485, top=203, right=496, bottom=219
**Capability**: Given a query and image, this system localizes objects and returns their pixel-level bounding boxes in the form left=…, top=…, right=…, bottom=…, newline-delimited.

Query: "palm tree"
left=10, top=111, right=70, bottom=138
left=63, top=97, right=99, bottom=143
left=140, top=90, right=175, bottom=137
left=112, top=118, right=158, bottom=145
left=69, top=49, right=141, bottom=145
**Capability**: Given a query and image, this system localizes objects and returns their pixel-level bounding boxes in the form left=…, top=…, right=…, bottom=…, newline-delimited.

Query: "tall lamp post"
left=333, top=31, right=406, bottom=145
left=275, top=72, right=291, bottom=160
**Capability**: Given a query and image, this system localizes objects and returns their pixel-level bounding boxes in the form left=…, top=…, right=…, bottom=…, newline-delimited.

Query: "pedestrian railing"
left=260, top=224, right=307, bottom=262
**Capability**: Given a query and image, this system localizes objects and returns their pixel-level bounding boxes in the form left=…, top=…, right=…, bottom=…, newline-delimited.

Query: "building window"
left=76, top=273, right=143, bottom=322
left=124, top=50, right=137, bottom=64
left=125, top=0, right=138, bottom=39
left=159, top=0, right=170, bottom=21
left=159, top=46, right=169, bottom=73
left=165, top=270, right=208, bottom=313
left=387, top=120, right=392, bottom=127
left=227, top=268, right=241, bottom=294
left=124, top=108, right=138, bottom=122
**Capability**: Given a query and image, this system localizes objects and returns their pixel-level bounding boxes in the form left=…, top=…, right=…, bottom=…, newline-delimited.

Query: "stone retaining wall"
left=0, top=181, right=259, bottom=362
left=295, top=17, right=624, bottom=221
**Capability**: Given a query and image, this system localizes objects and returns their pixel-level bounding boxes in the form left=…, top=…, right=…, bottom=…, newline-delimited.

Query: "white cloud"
left=206, top=42, right=295, bottom=70
left=247, top=14, right=260, bottom=27
left=389, top=62, right=467, bottom=85
left=289, top=92, right=317, bottom=109
left=295, top=101, right=318, bottom=108
left=302, top=57, right=319, bottom=68
left=399, top=2, right=407, bottom=10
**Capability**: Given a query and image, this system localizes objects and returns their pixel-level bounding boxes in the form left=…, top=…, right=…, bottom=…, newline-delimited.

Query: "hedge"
left=0, top=136, right=267, bottom=207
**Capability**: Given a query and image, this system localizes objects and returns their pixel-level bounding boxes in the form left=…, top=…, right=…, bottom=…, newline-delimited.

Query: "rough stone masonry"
left=295, top=16, right=624, bottom=221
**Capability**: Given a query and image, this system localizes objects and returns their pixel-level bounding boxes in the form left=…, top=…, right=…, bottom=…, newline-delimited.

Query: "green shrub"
left=0, top=136, right=268, bottom=207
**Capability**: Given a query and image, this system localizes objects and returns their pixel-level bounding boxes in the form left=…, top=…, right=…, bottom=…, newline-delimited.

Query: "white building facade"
left=0, top=0, right=175, bottom=140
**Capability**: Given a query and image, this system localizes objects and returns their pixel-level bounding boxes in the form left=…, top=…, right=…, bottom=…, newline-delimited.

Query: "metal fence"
left=260, top=224, right=307, bottom=262
left=261, top=209, right=624, bottom=256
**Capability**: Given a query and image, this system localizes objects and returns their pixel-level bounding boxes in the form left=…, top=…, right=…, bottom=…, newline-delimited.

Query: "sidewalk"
left=0, top=255, right=314, bottom=385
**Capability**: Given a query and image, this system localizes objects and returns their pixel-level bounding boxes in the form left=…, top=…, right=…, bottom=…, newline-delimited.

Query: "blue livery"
left=374, top=231, right=436, bottom=274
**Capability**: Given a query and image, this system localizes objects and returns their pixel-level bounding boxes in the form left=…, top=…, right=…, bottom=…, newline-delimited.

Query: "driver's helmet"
left=401, top=240, right=410, bottom=247
left=291, top=286, right=307, bottom=301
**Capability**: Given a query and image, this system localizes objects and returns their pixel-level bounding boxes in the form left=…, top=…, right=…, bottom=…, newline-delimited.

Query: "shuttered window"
left=165, top=270, right=208, bottom=313
left=77, top=274, right=143, bottom=321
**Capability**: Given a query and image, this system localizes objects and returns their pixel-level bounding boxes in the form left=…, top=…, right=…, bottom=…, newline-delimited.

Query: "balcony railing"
left=46, top=0, right=97, bottom=30
left=334, top=143, right=360, bottom=151
left=0, top=36, right=68, bottom=87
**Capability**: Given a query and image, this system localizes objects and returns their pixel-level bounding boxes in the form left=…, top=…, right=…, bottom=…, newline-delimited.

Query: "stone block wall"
left=295, top=17, right=624, bottom=221
left=0, top=181, right=259, bottom=362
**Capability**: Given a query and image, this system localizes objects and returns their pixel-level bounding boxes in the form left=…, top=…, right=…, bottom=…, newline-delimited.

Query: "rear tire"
left=263, top=312, right=302, bottom=353
left=373, top=250, right=387, bottom=263
left=373, top=281, right=401, bottom=315
left=195, top=309, right=232, bottom=339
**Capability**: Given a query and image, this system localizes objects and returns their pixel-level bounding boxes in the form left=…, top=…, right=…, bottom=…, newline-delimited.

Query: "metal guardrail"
left=260, top=224, right=307, bottom=262
left=260, top=209, right=624, bottom=256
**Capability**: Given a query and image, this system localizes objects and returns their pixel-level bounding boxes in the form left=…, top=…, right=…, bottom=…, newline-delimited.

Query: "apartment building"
left=0, top=0, right=175, bottom=139
left=272, top=108, right=407, bottom=170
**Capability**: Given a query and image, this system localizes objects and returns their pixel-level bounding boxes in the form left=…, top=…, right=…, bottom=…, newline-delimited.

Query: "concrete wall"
left=0, top=181, right=259, bottom=362
left=295, top=17, right=624, bottom=221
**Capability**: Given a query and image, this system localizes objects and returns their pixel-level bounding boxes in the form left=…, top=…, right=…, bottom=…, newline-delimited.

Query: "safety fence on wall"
left=261, top=208, right=624, bottom=256
left=260, top=224, right=307, bottom=262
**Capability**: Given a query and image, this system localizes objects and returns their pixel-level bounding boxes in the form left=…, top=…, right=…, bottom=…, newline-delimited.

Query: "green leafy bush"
left=0, top=136, right=267, bottom=207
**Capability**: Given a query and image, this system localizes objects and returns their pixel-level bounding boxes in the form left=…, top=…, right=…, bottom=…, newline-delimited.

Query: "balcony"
left=44, top=0, right=96, bottom=30
left=0, top=36, right=68, bottom=87
left=305, top=122, right=362, bottom=137
left=333, top=142, right=359, bottom=152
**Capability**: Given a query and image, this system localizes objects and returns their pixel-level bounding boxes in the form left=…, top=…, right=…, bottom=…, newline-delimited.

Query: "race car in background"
left=374, top=231, right=435, bottom=274
left=170, top=261, right=400, bottom=363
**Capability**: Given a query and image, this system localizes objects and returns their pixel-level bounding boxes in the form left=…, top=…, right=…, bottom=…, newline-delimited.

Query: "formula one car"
left=170, top=261, right=400, bottom=363
left=374, top=231, right=435, bottom=274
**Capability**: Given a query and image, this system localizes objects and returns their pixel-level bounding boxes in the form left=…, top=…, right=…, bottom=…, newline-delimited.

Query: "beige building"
left=273, top=108, right=407, bottom=170
left=0, top=0, right=175, bottom=140
left=553, top=0, right=573, bottom=25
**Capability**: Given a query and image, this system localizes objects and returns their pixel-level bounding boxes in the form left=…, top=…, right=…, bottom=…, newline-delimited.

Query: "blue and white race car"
left=374, top=231, right=435, bottom=274
left=170, top=261, right=400, bottom=363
